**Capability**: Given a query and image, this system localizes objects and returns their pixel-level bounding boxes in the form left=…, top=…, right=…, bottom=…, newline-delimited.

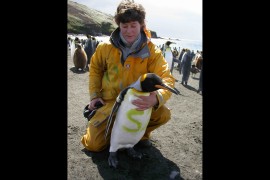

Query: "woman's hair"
left=114, top=0, right=146, bottom=27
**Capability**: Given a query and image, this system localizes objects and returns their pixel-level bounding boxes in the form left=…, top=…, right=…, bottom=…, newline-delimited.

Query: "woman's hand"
left=88, top=98, right=105, bottom=110
left=132, top=92, right=158, bottom=111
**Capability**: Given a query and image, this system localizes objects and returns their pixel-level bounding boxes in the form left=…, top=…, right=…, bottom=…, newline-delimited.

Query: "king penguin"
left=162, top=41, right=176, bottom=73
left=104, top=73, right=180, bottom=168
left=73, top=44, right=87, bottom=71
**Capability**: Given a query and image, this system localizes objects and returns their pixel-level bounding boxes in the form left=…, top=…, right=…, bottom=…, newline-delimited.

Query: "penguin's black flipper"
left=104, top=100, right=120, bottom=140
left=104, top=87, right=132, bottom=140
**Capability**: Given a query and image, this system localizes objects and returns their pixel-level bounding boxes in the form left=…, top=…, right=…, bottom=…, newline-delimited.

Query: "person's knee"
left=81, top=136, right=107, bottom=152
left=151, top=105, right=171, bottom=124
left=160, top=106, right=171, bottom=123
left=81, top=132, right=108, bottom=152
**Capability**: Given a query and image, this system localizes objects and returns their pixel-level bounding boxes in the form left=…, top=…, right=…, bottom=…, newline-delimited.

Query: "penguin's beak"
left=155, top=84, right=180, bottom=95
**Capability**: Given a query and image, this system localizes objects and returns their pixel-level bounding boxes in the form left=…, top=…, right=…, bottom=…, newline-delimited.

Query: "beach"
left=67, top=48, right=202, bottom=180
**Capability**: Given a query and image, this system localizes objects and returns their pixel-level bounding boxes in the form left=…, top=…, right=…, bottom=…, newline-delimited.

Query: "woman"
left=81, top=0, right=176, bottom=152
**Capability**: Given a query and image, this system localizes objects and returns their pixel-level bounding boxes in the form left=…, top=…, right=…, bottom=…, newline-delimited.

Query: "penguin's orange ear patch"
left=155, top=85, right=164, bottom=89
left=141, top=74, right=147, bottom=82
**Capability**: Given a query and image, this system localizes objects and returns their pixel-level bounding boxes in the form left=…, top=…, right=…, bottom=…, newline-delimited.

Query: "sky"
left=71, top=0, right=202, bottom=41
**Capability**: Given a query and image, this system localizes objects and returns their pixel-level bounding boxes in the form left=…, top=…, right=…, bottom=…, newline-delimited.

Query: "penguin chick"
left=105, top=73, right=180, bottom=168
left=73, top=44, right=87, bottom=71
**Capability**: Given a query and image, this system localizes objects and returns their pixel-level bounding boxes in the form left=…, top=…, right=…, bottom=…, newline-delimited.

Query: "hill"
left=68, top=0, right=117, bottom=36
left=67, top=0, right=158, bottom=37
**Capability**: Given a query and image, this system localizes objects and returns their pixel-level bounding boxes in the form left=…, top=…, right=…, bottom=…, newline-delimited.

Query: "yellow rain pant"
left=81, top=102, right=171, bottom=152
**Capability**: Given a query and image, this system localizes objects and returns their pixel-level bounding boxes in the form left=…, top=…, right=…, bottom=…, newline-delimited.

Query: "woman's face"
left=119, top=21, right=141, bottom=45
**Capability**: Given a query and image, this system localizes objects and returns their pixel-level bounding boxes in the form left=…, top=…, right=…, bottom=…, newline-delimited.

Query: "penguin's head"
left=76, top=44, right=82, bottom=49
left=165, top=41, right=176, bottom=46
left=140, top=73, right=180, bottom=95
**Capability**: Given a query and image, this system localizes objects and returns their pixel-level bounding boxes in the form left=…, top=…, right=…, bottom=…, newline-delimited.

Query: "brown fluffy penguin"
left=73, top=44, right=87, bottom=71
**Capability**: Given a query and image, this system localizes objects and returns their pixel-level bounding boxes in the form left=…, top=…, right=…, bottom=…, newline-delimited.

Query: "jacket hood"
left=109, top=27, right=151, bottom=60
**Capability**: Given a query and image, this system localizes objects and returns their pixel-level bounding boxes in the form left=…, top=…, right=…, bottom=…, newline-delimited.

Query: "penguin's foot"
left=126, top=148, right=142, bottom=159
left=108, top=152, right=119, bottom=168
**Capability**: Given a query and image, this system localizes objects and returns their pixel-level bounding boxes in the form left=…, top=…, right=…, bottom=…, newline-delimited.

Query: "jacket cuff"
left=153, top=90, right=163, bottom=110
left=90, top=92, right=102, bottom=101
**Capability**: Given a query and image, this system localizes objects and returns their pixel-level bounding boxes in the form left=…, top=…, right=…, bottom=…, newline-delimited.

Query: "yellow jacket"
left=89, top=28, right=175, bottom=110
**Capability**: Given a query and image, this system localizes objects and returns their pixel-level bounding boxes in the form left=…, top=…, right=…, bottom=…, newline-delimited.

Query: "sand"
left=68, top=48, right=202, bottom=180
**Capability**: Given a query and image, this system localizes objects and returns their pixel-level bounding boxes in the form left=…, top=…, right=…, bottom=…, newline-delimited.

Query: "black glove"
left=83, top=101, right=103, bottom=121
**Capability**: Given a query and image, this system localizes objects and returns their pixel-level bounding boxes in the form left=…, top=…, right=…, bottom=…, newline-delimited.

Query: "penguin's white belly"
left=70, top=40, right=76, bottom=61
left=164, top=49, right=173, bottom=70
left=109, top=90, right=152, bottom=152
